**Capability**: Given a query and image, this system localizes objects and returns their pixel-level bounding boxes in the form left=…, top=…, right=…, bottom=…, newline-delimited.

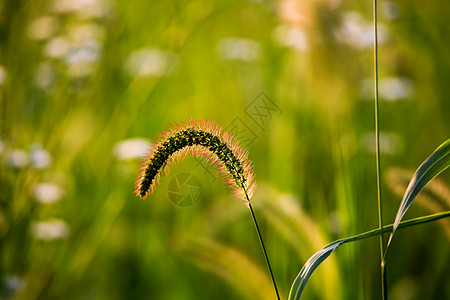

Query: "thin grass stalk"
left=236, top=171, right=280, bottom=299
left=372, top=0, right=387, bottom=298
left=247, top=196, right=281, bottom=300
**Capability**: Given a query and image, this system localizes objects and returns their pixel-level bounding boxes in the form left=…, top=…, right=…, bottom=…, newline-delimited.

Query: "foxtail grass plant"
left=135, top=119, right=280, bottom=299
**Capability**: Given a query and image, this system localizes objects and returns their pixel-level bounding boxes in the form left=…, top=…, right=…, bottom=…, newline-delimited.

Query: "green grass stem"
left=372, top=0, right=387, bottom=298
left=248, top=202, right=281, bottom=300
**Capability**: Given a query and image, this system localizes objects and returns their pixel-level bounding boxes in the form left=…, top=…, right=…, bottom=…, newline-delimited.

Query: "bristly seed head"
left=135, top=120, right=256, bottom=203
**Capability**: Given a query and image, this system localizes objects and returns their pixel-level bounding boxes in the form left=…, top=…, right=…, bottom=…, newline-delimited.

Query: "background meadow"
left=1, top=0, right=449, bottom=299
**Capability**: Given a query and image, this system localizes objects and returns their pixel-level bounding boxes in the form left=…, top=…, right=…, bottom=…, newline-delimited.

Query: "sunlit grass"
left=1, top=0, right=449, bottom=299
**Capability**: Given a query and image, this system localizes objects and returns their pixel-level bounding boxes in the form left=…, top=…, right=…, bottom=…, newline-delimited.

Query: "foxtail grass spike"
left=135, top=119, right=256, bottom=203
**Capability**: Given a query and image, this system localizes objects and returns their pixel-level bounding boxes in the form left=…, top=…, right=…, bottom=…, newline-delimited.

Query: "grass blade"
left=288, top=240, right=343, bottom=300
left=385, top=167, right=450, bottom=240
left=288, top=211, right=450, bottom=300
left=386, top=139, right=450, bottom=251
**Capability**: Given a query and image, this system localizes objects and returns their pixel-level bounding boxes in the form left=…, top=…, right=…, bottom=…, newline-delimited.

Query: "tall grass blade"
left=386, top=139, right=450, bottom=251
left=288, top=211, right=450, bottom=300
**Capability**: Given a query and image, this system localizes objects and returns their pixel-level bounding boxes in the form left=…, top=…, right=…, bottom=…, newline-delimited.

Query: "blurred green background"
left=1, top=0, right=449, bottom=299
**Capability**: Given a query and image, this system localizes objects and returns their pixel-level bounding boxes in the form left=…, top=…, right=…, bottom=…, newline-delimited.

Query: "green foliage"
left=288, top=211, right=450, bottom=300
left=288, top=137, right=450, bottom=299
left=1, top=0, right=449, bottom=299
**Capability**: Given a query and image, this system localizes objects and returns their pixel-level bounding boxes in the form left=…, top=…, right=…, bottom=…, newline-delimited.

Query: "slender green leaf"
left=386, top=139, right=450, bottom=249
left=288, top=211, right=450, bottom=300
left=288, top=240, right=343, bottom=300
